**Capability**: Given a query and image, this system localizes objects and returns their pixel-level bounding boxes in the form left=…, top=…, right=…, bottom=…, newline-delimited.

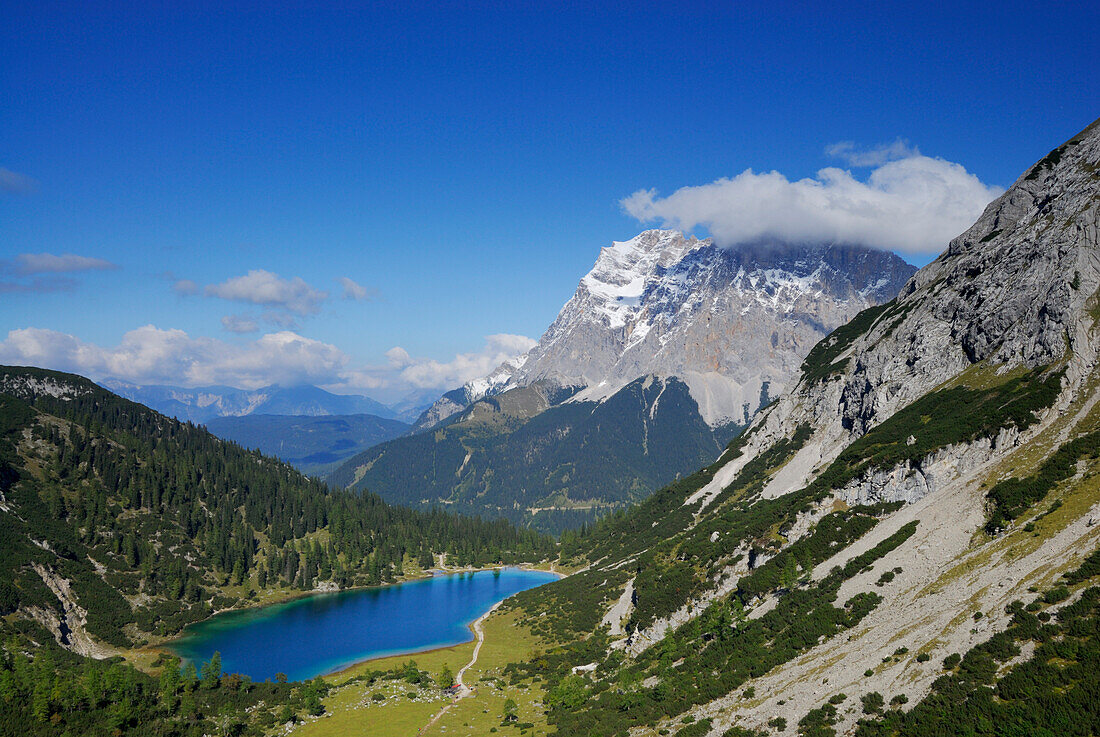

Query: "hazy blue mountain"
left=386, top=388, right=443, bottom=424
left=99, top=380, right=399, bottom=423
left=205, top=412, right=410, bottom=476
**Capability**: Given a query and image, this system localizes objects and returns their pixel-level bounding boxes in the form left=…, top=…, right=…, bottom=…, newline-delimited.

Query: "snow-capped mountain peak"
left=416, top=230, right=916, bottom=430
left=581, top=230, right=706, bottom=330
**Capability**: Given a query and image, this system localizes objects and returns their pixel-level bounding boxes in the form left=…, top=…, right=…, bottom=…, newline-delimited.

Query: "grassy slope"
left=443, top=347, right=1084, bottom=735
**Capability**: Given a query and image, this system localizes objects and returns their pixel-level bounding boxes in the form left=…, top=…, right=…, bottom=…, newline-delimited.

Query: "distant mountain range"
left=205, top=413, right=410, bottom=476
left=99, top=380, right=428, bottom=424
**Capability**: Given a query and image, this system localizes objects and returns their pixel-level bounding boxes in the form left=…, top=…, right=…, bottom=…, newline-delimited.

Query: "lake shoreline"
left=319, top=564, right=566, bottom=679
left=319, top=574, right=554, bottom=681
left=151, top=564, right=564, bottom=680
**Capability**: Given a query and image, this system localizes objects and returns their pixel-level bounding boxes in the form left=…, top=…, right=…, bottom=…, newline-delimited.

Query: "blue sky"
left=2, top=1, right=1097, bottom=401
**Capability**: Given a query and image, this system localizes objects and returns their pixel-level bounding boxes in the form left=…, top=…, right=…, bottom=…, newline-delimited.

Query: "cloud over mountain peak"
left=622, top=146, right=1003, bottom=255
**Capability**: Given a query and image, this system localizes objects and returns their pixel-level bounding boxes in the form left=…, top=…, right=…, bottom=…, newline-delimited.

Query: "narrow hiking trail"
left=419, top=601, right=500, bottom=733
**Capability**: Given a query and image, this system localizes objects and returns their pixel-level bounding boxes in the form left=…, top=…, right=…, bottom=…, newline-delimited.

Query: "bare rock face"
left=740, top=118, right=1100, bottom=498
left=27, top=563, right=115, bottom=659
left=424, top=230, right=915, bottom=428
left=0, top=373, right=92, bottom=401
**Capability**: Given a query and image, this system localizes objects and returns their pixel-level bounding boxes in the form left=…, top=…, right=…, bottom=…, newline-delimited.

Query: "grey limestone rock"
left=422, top=230, right=915, bottom=428
left=739, top=118, right=1100, bottom=498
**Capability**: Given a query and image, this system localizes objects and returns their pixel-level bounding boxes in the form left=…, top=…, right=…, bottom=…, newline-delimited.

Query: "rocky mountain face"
left=734, top=120, right=1100, bottom=503
left=417, top=231, right=914, bottom=432
left=497, top=118, right=1100, bottom=736
left=100, top=380, right=401, bottom=423
left=386, top=225, right=915, bottom=533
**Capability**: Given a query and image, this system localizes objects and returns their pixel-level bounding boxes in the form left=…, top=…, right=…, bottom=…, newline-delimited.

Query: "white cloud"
left=394, top=333, right=536, bottom=390
left=221, top=314, right=258, bottom=333
left=621, top=149, right=1003, bottom=255
left=13, top=252, right=117, bottom=274
left=0, top=167, right=39, bottom=194
left=172, top=278, right=199, bottom=295
left=204, top=269, right=328, bottom=315
left=337, top=276, right=376, bottom=301
left=0, top=325, right=535, bottom=401
left=0, top=252, right=115, bottom=293
left=329, top=369, right=389, bottom=392
left=0, top=326, right=348, bottom=389
left=385, top=346, right=412, bottom=367
left=824, top=139, right=918, bottom=167
left=331, top=334, right=536, bottom=396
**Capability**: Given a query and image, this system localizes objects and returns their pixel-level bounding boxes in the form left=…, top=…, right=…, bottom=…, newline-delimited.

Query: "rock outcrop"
left=735, top=118, right=1100, bottom=496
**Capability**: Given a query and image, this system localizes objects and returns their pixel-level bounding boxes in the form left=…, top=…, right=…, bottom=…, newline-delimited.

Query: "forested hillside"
left=0, top=366, right=552, bottom=735
left=331, top=375, right=737, bottom=534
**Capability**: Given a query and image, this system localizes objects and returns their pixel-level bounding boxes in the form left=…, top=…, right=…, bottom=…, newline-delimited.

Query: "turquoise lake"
left=165, top=568, right=558, bottom=681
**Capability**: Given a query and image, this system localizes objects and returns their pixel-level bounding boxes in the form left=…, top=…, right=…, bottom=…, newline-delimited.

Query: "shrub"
left=675, top=718, right=711, bottom=737
left=861, top=691, right=884, bottom=714
left=1043, top=586, right=1070, bottom=604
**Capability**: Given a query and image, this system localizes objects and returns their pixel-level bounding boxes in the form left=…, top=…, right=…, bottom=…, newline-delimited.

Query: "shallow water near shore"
left=165, top=568, right=558, bottom=681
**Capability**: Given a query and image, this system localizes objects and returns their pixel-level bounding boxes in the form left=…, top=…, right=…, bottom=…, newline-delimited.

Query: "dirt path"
left=419, top=601, right=500, bottom=734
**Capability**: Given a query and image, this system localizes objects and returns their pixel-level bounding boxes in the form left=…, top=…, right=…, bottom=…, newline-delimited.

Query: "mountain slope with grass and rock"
left=487, top=117, right=1100, bottom=737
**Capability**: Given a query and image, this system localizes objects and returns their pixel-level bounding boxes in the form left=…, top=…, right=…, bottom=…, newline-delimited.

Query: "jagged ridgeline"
left=0, top=366, right=552, bottom=652
left=498, top=117, right=1100, bottom=736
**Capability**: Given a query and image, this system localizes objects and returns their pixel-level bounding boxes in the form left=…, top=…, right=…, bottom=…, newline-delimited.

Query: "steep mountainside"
left=331, top=376, right=733, bottom=534
left=416, top=233, right=915, bottom=431
left=100, top=380, right=400, bottom=423
left=204, top=413, right=410, bottom=476
left=486, top=118, right=1100, bottom=736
